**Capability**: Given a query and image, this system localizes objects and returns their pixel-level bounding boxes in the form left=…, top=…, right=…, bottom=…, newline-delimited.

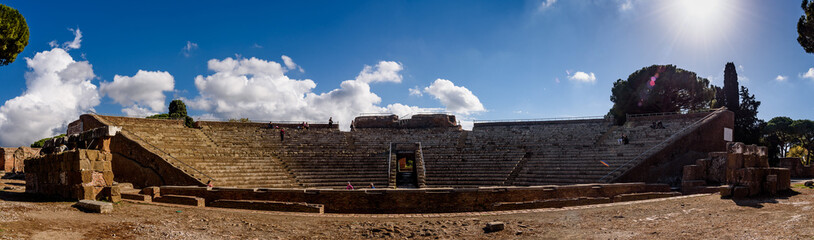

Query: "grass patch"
left=792, top=183, right=814, bottom=189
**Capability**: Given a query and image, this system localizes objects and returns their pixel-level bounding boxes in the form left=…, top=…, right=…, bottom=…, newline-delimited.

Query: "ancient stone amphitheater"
left=74, top=108, right=732, bottom=190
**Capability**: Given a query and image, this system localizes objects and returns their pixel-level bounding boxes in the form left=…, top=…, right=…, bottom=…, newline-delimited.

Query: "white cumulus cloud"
left=355, top=61, right=403, bottom=83
left=775, top=75, right=787, bottom=82
left=424, top=79, right=485, bottom=115
left=185, top=57, right=483, bottom=130
left=100, top=70, right=175, bottom=117
left=0, top=48, right=100, bottom=146
left=281, top=55, right=304, bottom=73
left=187, top=57, right=437, bottom=130
left=409, top=86, right=423, bottom=96
left=619, top=0, right=633, bottom=11
left=568, top=71, right=597, bottom=83
left=802, top=68, right=814, bottom=80
left=182, top=41, right=198, bottom=57
left=539, top=0, right=557, bottom=11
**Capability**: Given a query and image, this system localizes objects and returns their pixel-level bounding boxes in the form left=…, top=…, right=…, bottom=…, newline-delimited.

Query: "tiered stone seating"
left=93, top=110, right=717, bottom=189
left=511, top=114, right=709, bottom=186
left=98, top=117, right=299, bottom=188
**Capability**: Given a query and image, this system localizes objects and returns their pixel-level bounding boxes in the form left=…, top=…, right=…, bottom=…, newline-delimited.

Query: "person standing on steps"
left=328, top=117, right=333, bottom=129
left=280, top=127, right=285, bottom=142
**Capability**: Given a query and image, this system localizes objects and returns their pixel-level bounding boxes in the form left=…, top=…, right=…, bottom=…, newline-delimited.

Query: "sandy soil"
left=2, top=177, right=814, bottom=240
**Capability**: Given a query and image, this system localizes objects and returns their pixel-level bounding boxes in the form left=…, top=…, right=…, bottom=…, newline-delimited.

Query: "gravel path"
left=2, top=177, right=814, bottom=239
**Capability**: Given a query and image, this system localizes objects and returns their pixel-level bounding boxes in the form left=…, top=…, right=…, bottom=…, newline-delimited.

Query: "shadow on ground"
left=729, top=190, right=801, bottom=208
left=0, top=190, right=70, bottom=203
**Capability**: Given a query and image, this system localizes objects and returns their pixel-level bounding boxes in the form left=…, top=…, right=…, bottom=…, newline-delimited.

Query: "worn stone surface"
left=26, top=150, right=115, bottom=201
left=75, top=200, right=113, bottom=213
left=485, top=222, right=505, bottom=232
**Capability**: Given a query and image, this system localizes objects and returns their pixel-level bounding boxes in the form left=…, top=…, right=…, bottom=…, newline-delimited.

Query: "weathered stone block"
left=121, top=193, right=152, bottom=202
left=757, top=146, right=768, bottom=157
left=730, top=142, right=746, bottom=154
left=682, top=180, right=705, bottom=192
left=719, top=185, right=733, bottom=198
left=68, top=170, right=93, bottom=184
left=102, top=171, right=114, bottom=185
left=142, top=186, right=160, bottom=198
left=683, top=165, right=702, bottom=180
left=75, top=200, right=113, bottom=214
left=153, top=194, right=205, bottom=207
left=765, top=175, right=778, bottom=195
left=72, top=184, right=95, bottom=200
left=769, top=168, right=791, bottom=191
left=733, top=186, right=749, bottom=198
left=72, top=159, right=91, bottom=171
left=727, top=153, right=743, bottom=169
left=485, top=222, right=505, bottom=232
left=695, top=159, right=710, bottom=171
left=742, top=154, right=758, bottom=168
left=745, top=144, right=758, bottom=155
left=210, top=199, right=324, bottom=213
left=757, top=156, right=769, bottom=168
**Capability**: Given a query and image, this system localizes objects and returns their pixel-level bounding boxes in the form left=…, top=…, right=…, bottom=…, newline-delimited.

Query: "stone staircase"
left=98, top=116, right=299, bottom=188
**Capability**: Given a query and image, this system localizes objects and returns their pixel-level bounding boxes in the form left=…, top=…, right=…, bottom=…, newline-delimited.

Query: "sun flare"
left=662, top=0, right=741, bottom=50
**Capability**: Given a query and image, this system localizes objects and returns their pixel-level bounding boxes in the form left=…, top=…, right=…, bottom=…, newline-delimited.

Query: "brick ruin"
left=25, top=150, right=120, bottom=201
left=681, top=142, right=791, bottom=197
left=1, top=147, right=40, bottom=174
left=778, top=157, right=813, bottom=178
left=23, top=126, right=122, bottom=201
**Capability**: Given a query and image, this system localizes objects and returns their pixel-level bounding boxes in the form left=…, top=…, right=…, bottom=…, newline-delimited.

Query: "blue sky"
left=0, top=0, right=812, bottom=146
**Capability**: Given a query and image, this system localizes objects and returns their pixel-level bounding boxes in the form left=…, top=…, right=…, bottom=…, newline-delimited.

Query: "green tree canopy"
left=169, top=99, right=188, bottom=118
left=734, top=86, right=763, bottom=145
left=609, top=65, right=715, bottom=124
left=792, top=119, right=814, bottom=163
left=147, top=100, right=196, bottom=128
left=799, top=0, right=814, bottom=53
left=764, top=116, right=795, bottom=157
left=0, top=4, right=29, bottom=66
left=30, top=134, right=66, bottom=148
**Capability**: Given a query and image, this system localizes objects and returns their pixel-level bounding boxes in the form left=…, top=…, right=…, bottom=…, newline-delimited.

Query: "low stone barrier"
left=152, top=183, right=673, bottom=213
left=210, top=199, right=324, bottom=213
left=25, top=149, right=120, bottom=201
left=681, top=142, right=791, bottom=197
left=154, top=194, right=205, bottom=206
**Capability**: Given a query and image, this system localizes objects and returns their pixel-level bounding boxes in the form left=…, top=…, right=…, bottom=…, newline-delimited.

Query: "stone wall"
left=616, top=110, right=734, bottom=184
left=152, top=182, right=672, bottom=213
left=778, top=157, right=812, bottom=178
left=0, top=147, right=41, bottom=173
left=354, top=114, right=459, bottom=129
left=682, top=142, right=791, bottom=197
left=1, top=147, right=14, bottom=172
left=25, top=149, right=120, bottom=201
left=80, top=115, right=204, bottom=188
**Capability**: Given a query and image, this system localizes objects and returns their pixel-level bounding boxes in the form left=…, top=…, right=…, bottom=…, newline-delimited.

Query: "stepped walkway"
left=91, top=109, right=726, bottom=189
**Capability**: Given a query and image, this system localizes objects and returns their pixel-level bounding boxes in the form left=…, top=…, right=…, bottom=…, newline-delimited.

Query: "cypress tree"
left=723, top=62, right=739, bottom=111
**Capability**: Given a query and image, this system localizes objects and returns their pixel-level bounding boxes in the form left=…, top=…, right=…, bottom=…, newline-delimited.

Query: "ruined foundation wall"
left=778, top=157, right=812, bottom=178
left=25, top=150, right=120, bottom=201
left=0, top=147, right=41, bottom=173
left=1, top=147, right=14, bottom=172
left=154, top=182, right=672, bottom=214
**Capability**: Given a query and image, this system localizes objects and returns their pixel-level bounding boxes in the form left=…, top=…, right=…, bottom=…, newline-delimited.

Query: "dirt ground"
left=2, top=177, right=814, bottom=240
